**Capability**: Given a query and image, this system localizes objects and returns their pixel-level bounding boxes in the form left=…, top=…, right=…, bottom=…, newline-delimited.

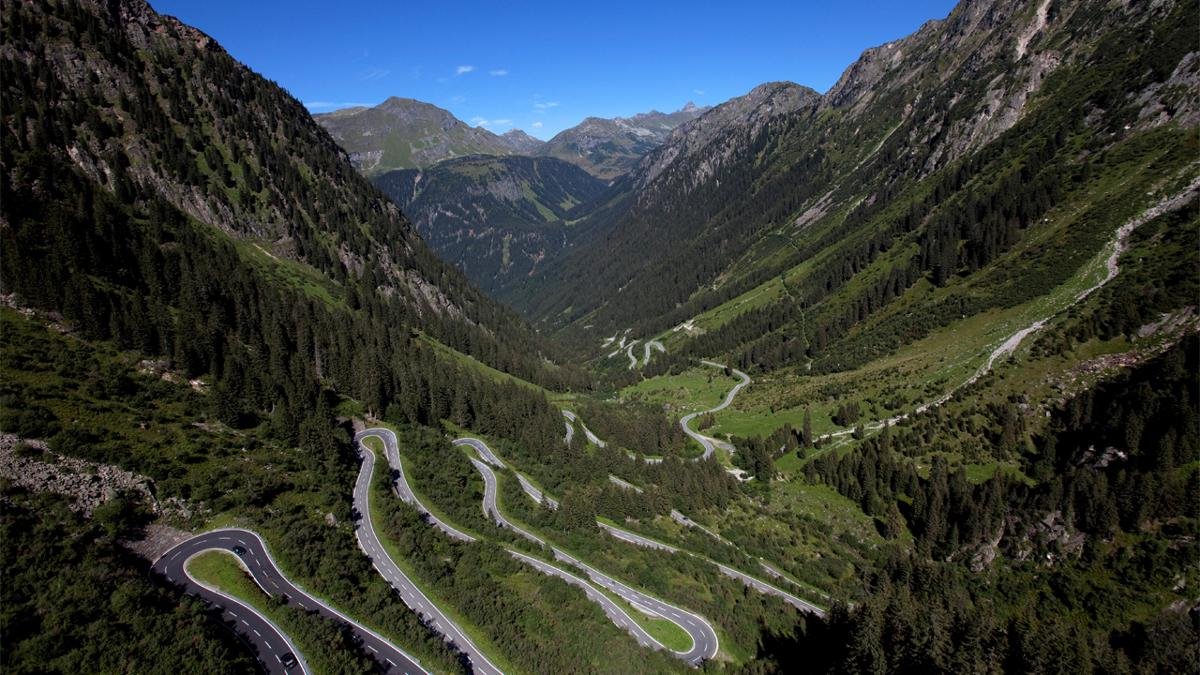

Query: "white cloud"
left=533, top=101, right=559, bottom=110
left=693, top=89, right=705, bottom=95
left=456, top=65, right=475, bottom=75
left=489, top=69, right=508, bottom=76
left=304, top=101, right=374, bottom=111
left=360, top=67, right=390, bottom=81
left=470, top=116, right=513, bottom=129
left=531, top=121, right=543, bottom=128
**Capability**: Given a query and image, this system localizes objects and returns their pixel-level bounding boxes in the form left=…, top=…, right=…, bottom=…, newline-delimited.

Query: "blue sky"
left=150, top=0, right=958, bottom=139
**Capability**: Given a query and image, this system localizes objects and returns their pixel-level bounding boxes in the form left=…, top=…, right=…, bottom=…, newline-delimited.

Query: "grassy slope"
left=186, top=551, right=355, bottom=674
left=370, top=431, right=690, bottom=672
left=651, top=129, right=1195, bottom=459
left=419, top=335, right=573, bottom=404
left=436, top=432, right=697, bottom=655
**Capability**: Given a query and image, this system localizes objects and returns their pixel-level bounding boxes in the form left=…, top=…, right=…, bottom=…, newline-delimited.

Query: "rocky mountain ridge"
left=535, top=103, right=711, bottom=179
left=498, top=0, right=1198, bottom=339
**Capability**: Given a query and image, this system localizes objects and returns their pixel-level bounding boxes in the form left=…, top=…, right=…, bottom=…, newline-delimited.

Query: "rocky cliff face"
left=633, top=82, right=822, bottom=194
left=821, top=0, right=1197, bottom=178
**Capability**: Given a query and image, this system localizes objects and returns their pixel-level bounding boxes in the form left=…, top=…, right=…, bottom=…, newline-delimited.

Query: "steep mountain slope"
left=502, top=0, right=1198, bottom=356
left=0, top=0, right=586, bottom=426
left=536, top=103, right=709, bottom=179
left=498, top=81, right=822, bottom=319
left=373, top=155, right=606, bottom=293
left=314, top=96, right=531, bottom=174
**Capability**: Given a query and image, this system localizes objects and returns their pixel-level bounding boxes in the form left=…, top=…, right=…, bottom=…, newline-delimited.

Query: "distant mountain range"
left=536, top=103, right=709, bottom=179
left=317, top=96, right=710, bottom=290
left=315, top=97, right=708, bottom=178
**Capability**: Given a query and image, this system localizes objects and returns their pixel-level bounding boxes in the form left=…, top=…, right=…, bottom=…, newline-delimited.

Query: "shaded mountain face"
left=0, top=0, right=584, bottom=423
left=314, top=97, right=532, bottom=174
left=499, top=0, right=1199, bottom=360
left=535, top=104, right=710, bottom=179
left=496, top=81, right=823, bottom=320
left=373, top=156, right=606, bottom=294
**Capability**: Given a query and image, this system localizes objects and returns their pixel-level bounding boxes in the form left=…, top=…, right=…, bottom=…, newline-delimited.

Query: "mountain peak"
left=681, top=101, right=699, bottom=112
left=500, top=128, right=546, bottom=153
left=314, top=96, right=516, bottom=173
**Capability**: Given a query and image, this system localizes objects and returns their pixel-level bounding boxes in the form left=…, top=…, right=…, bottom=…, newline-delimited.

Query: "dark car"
left=280, top=652, right=299, bottom=670
left=232, top=545, right=247, bottom=556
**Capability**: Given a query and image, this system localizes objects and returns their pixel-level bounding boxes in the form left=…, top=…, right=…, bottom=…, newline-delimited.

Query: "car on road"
left=232, top=545, right=246, bottom=556
left=280, top=652, right=298, bottom=670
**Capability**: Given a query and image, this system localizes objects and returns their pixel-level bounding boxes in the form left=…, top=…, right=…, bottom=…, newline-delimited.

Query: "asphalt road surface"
left=516, top=472, right=558, bottom=509
left=642, top=340, right=666, bottom=367
left=359, top=429, right=475, bottom=542
left=462, top=438, right=807, bottom=621
left=154, top=528, right=424, bottom=674
left=670, top=510, right=727, bottom=543
left=679, top=361, right=751, bottom=460
left=608, top=474, right=645, bottom=493
left=561, top=410, right=606, bottom=447
left=461, top=440, right=719, bottom=665
left=597, top=522, right=678, bottom=552
left=368, top=430, right=686, bottom=667
left=595, top=521, right=827, bottom=618
left=714, top=563, right=826, bottom=616
left=454, top=437, right=506, bottom=469
left=354, top=430, right=503, bottom=675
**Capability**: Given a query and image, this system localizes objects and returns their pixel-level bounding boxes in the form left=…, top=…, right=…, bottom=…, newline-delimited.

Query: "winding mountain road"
left=561, top=410, right=606, bottom=447
left=455, top=437, right=507, bottom=468
left=608, top=474, right=644, bottom=493
left=516, top=472, right=558, bottom=509
left=461, top=442, right=719, bottom=665
left=362, top=430, right=703, bottom=665
left=483, top=434, right=825, bottom=619
left=354, top=430, right=503, bottom=675
left=669, top=510, right=727, bottom=543
left=595, top=520, right=826, bottom=617
left=625, top=339, right=642, bottom=369
left=360, top=429, right=475, bottom=543
left=643, top=340, right=666, bottom=367
left=815, top=178, right=1200, bottom=445
left=154, top=528, right=424, bottom=675
left=680, top=361, right=751, bottom=460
